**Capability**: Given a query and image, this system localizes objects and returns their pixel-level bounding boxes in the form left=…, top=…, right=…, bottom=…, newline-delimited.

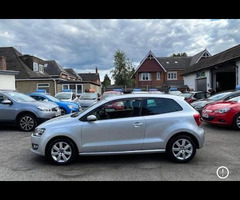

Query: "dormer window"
left=33, top=62, right=38, bottom=72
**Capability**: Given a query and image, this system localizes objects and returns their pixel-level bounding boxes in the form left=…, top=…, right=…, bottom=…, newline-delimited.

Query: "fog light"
left=32, top=144, right=39, bottom=150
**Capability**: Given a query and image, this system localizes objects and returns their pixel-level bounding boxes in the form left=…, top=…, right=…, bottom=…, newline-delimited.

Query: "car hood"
left=37, top=114, right=74, bottom=128
left=57, top=101, right=79, bottom=107
left=191, top=99, right=215, bottom=107
left=204, top=101, right=238, bottom=110
left=22, top=101, right=58, bottom=108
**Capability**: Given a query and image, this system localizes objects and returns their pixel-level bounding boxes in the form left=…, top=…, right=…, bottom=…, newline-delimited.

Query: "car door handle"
left=133, top=122, right=143, bottom=127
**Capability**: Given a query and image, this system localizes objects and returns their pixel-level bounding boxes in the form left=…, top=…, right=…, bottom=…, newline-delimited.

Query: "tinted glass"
left=83, top=98, right=142, bottom=121
left=142, top=98, right=182, bottom=116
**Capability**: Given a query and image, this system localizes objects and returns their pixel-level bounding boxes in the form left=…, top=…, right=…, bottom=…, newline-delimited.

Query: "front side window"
left=142, top=98, right=182, bottom=116
left=83, top=98, right=142, bottom=121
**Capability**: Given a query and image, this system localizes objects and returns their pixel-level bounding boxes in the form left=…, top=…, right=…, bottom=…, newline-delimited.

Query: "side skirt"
left=79, top=149, right=166, bottom=156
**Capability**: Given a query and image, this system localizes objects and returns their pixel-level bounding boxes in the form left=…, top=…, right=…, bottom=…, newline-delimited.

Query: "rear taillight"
left=193, top=113, right=201, bottom=126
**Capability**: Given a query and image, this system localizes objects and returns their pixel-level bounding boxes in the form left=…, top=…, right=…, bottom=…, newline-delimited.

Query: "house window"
left=167, top=72, right=177, bottom=80
left=62, top=84, right=83, bottom=94
left=37, top=83, right=50, bottom=93
left=139, top=73, right=151, bottom=81
left=156, top=72, right=161, bottom=80
left=39, top=64, right=44, bottom=73
left=33, top=62, right=38, bottom=72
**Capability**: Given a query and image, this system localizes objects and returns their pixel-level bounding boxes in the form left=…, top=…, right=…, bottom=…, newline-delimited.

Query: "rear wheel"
left=18, top=114, right=37, bottom=132
left=166, top=135, right=196, bottom=163
left=46, top=138, right=77, bottom=165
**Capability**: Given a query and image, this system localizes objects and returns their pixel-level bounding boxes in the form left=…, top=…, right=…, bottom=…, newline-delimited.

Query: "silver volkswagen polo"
left=31, top=94, right=205, bottom=165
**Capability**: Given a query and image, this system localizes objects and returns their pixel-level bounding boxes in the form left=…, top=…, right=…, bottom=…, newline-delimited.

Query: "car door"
left=0, top=94, right=16, bottom=121
left=80, top=98, right=145, bottom=153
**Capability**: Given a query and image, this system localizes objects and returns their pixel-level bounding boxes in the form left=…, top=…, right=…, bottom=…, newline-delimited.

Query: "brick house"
left=133, top=49, right=211, bottom=92
left=0, top=47, right=101, bottom=95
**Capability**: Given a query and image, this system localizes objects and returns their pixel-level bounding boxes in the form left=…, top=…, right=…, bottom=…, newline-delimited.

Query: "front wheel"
left=166, top=135, right=196, bottom=163
left=46, top=138, right=77, bottom=165
left=18, top=114, right=37, bottom=132
left=232, top=113, right=240, bottom=130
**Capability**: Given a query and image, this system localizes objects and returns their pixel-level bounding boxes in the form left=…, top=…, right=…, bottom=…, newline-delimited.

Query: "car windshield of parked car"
left=227, top=96, right=240, bottom=102
left=179, top=93, right=192, bottom=98
left=55, top=93, right=71, bottom=100
left=208, top=92, right=232, bottom=101
left=101, top=92, right=121, bottom=100
left=169, top=91, right=182, bottom=96
left=80, top=93, right=98, bottom=100
left=45, top=94, right=60, bottom=102
left=8, top=92, right=36, bottom=102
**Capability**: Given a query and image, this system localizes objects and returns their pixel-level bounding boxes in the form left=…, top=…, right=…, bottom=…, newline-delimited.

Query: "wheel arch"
left=45, top=135, right=79, bottom=156
left=166, top=132, right=200, bottom=149
left=16, top=111, right=38, bottom=122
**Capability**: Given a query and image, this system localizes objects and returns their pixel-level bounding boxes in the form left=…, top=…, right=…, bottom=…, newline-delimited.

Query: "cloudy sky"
left=0, top=19, right=240, bottom=83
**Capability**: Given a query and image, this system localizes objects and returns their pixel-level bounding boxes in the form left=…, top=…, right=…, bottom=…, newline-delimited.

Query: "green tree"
left=102, top=74, right=111, bottom=87
left=111, top=50, right=135, bottom=87
left=171, top=52, right=188, bottom=57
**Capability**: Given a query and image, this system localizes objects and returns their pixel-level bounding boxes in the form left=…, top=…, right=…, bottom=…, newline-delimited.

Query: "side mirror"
left=2, top=99, right=12, bottom=105
left=87, top=115, right=97, bottom=122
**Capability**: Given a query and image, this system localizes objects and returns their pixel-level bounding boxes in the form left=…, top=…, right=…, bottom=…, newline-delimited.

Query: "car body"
left=77, top=92, right=99, bottom=109
left=202, top=95, right=240, bottom=129
left=180, top=91, right=209, bottom=104
left=55, top=91, right=79, bottom=103
left=0, top=90, right=61, bottom=131
left=191, top=90, right=238, bottom=114
left=28, top=92, right=82, bottom=115
left=31, top=93, right=205, bottom=165
left=101, top=91, right=123, bottom=100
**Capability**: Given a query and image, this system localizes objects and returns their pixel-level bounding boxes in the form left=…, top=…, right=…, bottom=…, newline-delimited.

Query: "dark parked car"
left=180, top=91, right=209, bottom=104
left=191, top=90, right=240, bottom=114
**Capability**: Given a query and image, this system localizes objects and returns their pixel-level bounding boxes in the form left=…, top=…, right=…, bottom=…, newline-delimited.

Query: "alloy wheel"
left=172, top=138, right=193, bottom=161
left=20, top=116, right=35, bottom=131
left=51, top=142, right=72, bottom=163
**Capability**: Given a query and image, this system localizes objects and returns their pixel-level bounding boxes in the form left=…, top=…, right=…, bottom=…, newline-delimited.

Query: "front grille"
left=52, top=107, right=59, bottom=112
left=202, top=116, right=215, bottom=121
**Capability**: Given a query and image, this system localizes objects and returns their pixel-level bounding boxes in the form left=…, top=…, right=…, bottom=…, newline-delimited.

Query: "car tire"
left=18, top=113, right=37, bottom=132
left=46, top=138, right=77, bottom=165
left=232, top=113, right=240, bottom=130
left=166, top=135, right=196, bottom=163
left=60, top=108, right=67, bottom=115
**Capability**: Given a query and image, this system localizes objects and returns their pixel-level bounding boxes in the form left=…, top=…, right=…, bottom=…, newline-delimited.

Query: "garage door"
left=196, top=78, right=207, bottom=92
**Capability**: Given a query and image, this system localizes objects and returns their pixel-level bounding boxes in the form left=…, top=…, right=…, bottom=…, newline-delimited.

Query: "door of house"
left=196, top=78, right=207, bottom=92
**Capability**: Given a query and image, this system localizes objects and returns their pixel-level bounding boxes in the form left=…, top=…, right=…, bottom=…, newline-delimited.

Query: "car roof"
left=102, top=93, right=182, bottom=102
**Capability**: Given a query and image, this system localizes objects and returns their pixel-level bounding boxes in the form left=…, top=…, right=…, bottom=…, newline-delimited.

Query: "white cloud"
left=0, top=19, right=240, bottom=82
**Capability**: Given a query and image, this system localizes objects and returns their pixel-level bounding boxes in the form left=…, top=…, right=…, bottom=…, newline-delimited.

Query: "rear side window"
left=142, top=98, right=183, bottom=116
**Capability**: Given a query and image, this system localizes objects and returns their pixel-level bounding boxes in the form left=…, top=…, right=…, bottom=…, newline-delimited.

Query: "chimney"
left=0, top=56, right=7, bottom=70
left=96, top=67, right=98, bottom=74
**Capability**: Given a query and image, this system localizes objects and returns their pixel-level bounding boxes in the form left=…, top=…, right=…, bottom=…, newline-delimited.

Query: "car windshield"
left=227, top=96, right=240, bottom=102
left=101, top=92, right=121, bottom=100
left=179, top=93, right=192, bottom=98
left=80, top=93, right=98, bottom=100
left=55, top=93, right=71, bottom=100
left=45, top=94, right=60, bottom=102
left=169, top=91, right=182, bottom=95
left=7, top=92, right=36, bottom=102
left=208, top=92, right=232, bottom=100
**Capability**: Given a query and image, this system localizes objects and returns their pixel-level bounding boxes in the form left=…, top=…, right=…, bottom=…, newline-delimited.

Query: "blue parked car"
left=27, top=92, right=82, bottom=115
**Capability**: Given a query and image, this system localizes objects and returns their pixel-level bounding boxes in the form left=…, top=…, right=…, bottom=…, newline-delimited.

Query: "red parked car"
left=202, top=96, right=240, bottom=129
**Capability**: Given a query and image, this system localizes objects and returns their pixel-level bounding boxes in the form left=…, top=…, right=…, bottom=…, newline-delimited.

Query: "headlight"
left=214, top=107, right=230, bottom=113
left=33, top=128, right=46, bottom=137
left=67, top=105, right=74, bottom=110
left=38, top=106, right=51, bottom=111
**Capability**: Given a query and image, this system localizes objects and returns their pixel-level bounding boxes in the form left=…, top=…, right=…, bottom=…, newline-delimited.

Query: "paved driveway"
left=0, top=122, right=239, bottom=181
